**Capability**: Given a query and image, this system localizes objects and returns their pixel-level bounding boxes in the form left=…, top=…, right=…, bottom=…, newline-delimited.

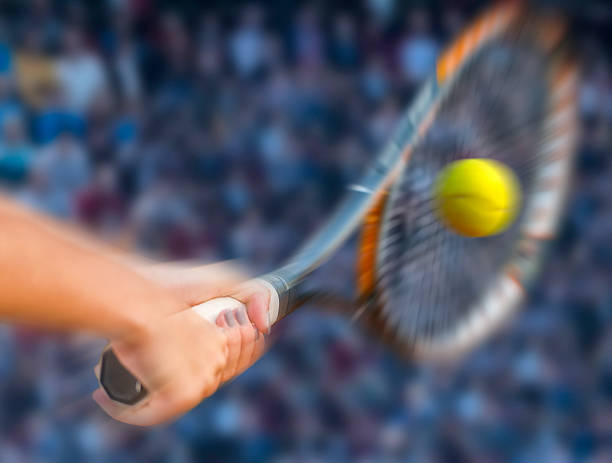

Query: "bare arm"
left=0, top=196, right=270, bottom=425
left=0, top=196, right=271, bottom=332
left=0, top=196, right=176, bottom=337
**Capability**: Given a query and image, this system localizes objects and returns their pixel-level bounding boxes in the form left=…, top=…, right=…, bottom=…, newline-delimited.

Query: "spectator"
left=0, top=26, right=11, bottom=74
left=397, top=9, right=439, bottom=86
left=56, top=27, right=108, bottom=112
left=131, top=179, right=195, bottom=256
left=0, top=113, right=34, bottom=185
left=230, top=5, right=267, bottom=78
left=14, top=23, right=57, bottom=109
left=17, top=163, right=73, bottom=218
left=108, top=9, right=143, bottom=104
left=32, top=87, right=86, bottom=144
left=293, top=5, right=325, bottom=68
left=76, top=164, right=125, bottom=234
left=35, top=130, right=90, bottom=198
left=328, top=13, right=361, bottom=71
left=365, top=0, right=396, bottom=26
left=26, top=0, right=62, bottom=52
left=360, top=56, right=391, bottom=103
left=0, top=74, right=24, bottom=135
left=368, top=97, right=400, bottom=144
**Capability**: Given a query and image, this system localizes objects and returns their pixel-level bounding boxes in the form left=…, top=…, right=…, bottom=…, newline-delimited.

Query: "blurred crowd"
left=0, top=0, right=610, bottom=461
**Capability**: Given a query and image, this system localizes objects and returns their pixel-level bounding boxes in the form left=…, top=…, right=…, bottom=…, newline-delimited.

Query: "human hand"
left=139, top=263, right=272, bottom=377
left=136, top=261, right=272, bottom=333
left=93, top=262, right=271, bottom=425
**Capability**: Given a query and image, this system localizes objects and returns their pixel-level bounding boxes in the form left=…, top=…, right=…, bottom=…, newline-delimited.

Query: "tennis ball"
left=434, top=159, right=521, bottom=238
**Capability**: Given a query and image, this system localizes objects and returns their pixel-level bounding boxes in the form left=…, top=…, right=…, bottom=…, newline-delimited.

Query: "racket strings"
left=457, top=14, right=536, bottom=156
left=375, top=23, right=553, bottom=347
left=442, top=29, right=547, bottom=323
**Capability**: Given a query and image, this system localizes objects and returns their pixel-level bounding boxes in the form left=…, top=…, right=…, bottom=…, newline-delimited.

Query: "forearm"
left=2, top=197, right=152, bottom=268
left=0, top=197, right=182, bottom=339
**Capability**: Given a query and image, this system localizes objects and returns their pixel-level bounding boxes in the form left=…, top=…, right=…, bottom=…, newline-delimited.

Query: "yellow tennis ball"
left=434, top=159, right=521, bottom=237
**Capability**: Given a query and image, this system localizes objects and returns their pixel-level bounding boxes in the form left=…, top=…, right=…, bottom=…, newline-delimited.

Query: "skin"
left=93, top=264, right=270, bottom=426
left=0, top=196, right=270, bottom=426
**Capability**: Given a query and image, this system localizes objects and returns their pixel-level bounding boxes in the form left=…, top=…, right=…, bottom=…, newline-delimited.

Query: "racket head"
left=356, top=3, right=578, bottom=361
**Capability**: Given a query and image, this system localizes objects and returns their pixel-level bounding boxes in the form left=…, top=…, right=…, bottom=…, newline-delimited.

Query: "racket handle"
left=98, top=297, right=247, bottom=405
left=98, top=278, right=284, bottom=406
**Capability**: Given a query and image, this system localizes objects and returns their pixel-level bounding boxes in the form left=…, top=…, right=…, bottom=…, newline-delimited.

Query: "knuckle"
left=223, top=347, right=230, bottom=365
left=169, top=382, right=203, bottom=409
left=226, top=330, right=241, bottom=346
left=213, top=327, right=228, bottom=344
left=200, top=378, right=219, bottom=398
left=196, top=369, right=221, bottom=398
left=240, top=326, right=255, bottom=342
left=215, top=346, right=229, bottom=368
left=201, top=345, right=228, bottom=377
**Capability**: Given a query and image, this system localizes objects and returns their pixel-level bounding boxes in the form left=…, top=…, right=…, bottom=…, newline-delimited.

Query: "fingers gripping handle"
left=98, top=281, right=281, bottom=406
left=98, top=297, right=243, bottom=405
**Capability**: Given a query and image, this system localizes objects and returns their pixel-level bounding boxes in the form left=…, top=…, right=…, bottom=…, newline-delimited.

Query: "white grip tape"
left=190, top=279, right=280, bottom=326
left=192, top=297, right=245, bottom=324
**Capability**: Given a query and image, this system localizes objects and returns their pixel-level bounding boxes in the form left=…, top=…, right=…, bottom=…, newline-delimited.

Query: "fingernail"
left=224, top=310, right=236, bottom=327
left=266, top=310, right=271, bottom=335
left=236, top=308, right=248, bottom=326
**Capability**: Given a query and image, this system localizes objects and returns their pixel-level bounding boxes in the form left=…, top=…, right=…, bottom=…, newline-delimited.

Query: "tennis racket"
left=99, top=1, right=578, bottom=405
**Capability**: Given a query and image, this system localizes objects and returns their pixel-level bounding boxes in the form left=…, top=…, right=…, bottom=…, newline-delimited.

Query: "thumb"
left=230, top=279, right=277, bottom=334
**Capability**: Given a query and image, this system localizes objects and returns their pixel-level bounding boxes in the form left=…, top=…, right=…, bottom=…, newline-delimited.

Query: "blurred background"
left=0, top=0, right=610, bottom=461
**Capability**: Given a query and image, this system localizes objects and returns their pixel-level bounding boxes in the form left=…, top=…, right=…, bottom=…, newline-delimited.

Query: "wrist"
left=100, top=268, right=189, bottom=343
